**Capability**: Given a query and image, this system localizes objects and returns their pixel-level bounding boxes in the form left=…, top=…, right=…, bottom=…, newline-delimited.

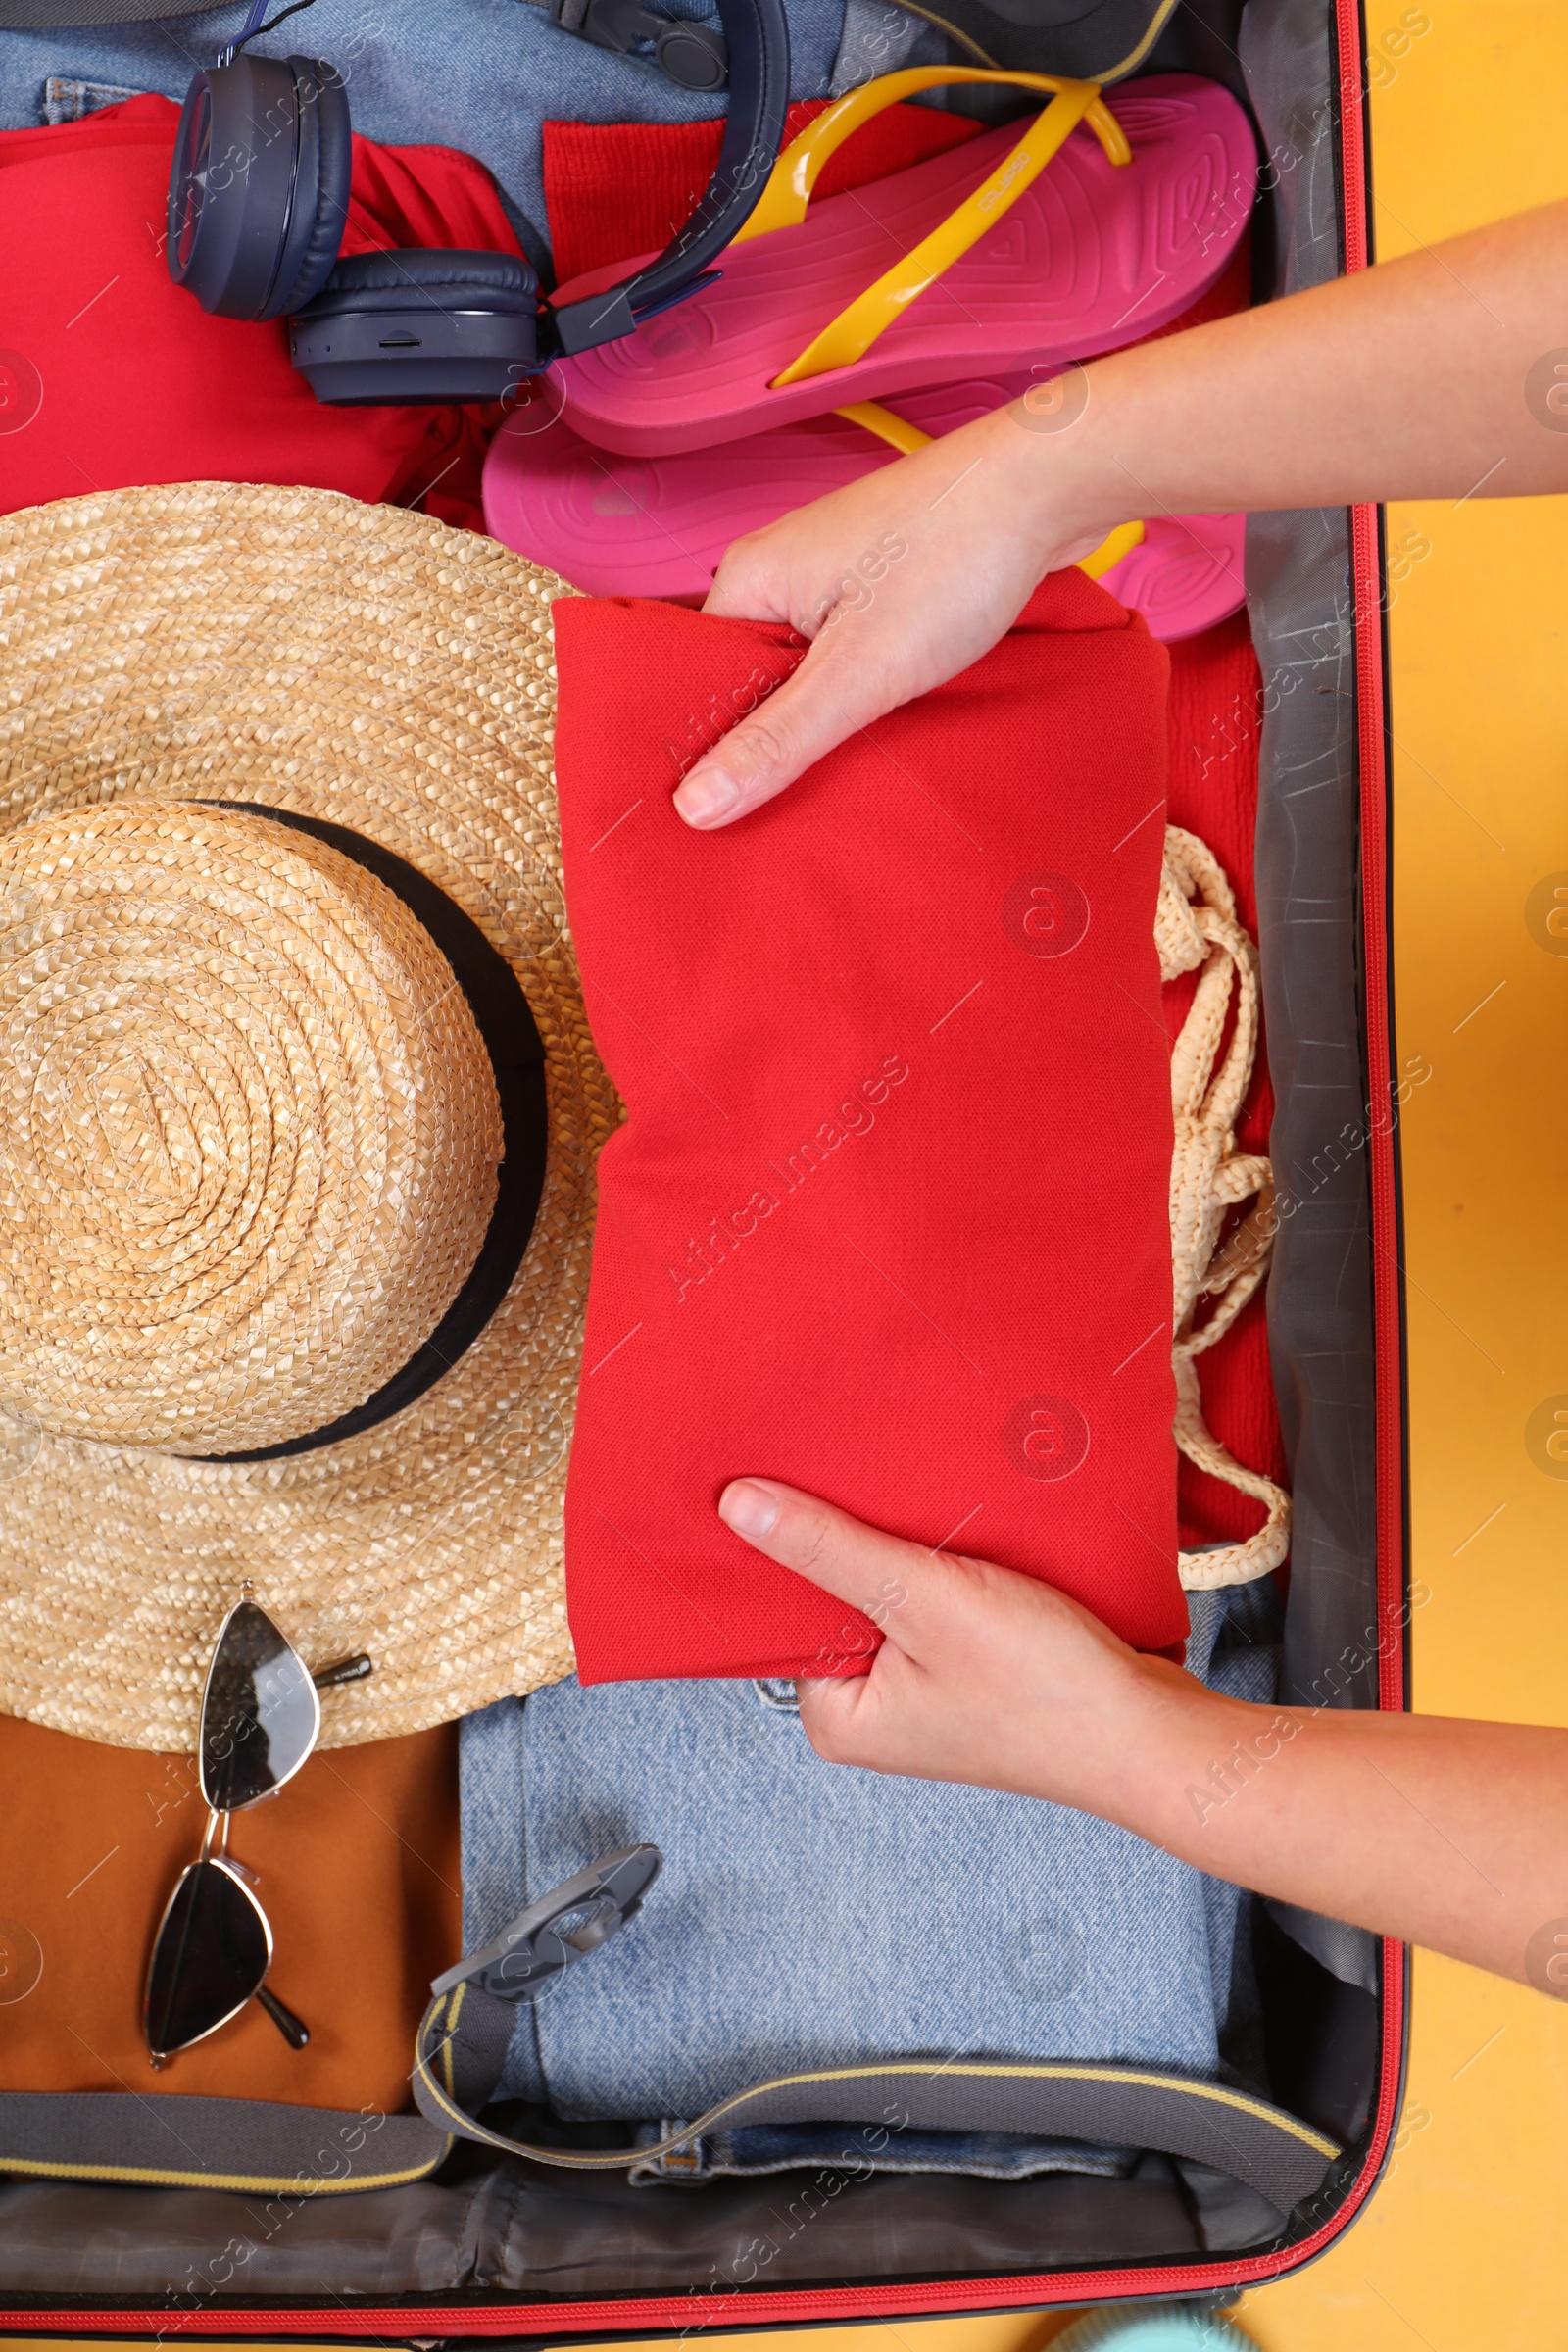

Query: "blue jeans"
left=0, top=0, right=852, bottom=270
left=460, top=1583, right=1281, bottom=2180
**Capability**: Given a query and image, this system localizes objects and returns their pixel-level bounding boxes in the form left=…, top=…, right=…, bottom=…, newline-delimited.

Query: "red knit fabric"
left=555, top=569, right=1187, bottom=1682
left=0, top=96, right=519, bottom=530
left=543, top=99, right=985, bottom=285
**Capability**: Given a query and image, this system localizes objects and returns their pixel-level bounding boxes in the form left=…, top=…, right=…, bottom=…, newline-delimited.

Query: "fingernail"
left=674, top=768, right=740, bottom=827
left=719, top=1479, right=781, bottom=1542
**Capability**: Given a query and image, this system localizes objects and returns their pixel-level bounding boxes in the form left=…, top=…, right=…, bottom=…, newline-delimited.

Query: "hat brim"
left=0, top=483, right=611, bottom=1752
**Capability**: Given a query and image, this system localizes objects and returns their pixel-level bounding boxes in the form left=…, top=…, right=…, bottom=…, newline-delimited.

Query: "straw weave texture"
left=0, top=801, right=504, bottom=1450
left=0, top=482, right=610, bottom=1752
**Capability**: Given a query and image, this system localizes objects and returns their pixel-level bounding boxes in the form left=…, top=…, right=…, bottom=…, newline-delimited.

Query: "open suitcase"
left=0, top=0, right=1413, bottom=2328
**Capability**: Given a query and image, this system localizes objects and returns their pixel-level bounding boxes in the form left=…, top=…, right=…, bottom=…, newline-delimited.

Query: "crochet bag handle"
left=1157, top=824, right=1292, bottom=1591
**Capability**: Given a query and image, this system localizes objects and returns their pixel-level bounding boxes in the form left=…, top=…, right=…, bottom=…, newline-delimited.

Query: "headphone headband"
left=548, top=0, right=791, bottom=358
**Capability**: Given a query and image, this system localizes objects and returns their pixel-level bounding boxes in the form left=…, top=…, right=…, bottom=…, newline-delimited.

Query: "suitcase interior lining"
left=0, top=0, right=1395, bottom=2310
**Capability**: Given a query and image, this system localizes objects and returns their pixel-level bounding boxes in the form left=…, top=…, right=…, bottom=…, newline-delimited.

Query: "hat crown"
left=0, top=801, right=504, bottom=1452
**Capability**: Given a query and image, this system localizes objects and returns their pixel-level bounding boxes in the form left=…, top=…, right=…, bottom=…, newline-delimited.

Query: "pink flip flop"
left=483, top=377, right=1246, bottom=641
left=1093, top=511, right=1246, bottom=640
left=549, top=68, right=1256, bottom=458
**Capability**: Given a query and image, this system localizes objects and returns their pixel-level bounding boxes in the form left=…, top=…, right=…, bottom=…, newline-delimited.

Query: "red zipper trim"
left=0, top=2220, right=1404, bottom=2337
left=0, top=2239, right=1393, bottom=2335
left=5, top=4, right=1408, bottom=2333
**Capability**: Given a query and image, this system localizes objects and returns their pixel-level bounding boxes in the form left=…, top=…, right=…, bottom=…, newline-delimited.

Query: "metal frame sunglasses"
left=143, top=1592, right=370, bottom=2066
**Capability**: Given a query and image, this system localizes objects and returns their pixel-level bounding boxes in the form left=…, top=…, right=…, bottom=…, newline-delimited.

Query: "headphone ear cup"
left=269, top=57, right=353, bottom=319
left=168, top=52, right=308, bottom=319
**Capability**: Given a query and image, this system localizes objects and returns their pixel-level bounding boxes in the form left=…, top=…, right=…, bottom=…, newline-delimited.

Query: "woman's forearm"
left=1082, top=1667, right=1568, bottom=1988
left=1021, top=198, right=1568, bottom=546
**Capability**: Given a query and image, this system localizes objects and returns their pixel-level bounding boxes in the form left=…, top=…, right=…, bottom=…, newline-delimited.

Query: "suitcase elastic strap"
left=410, top=1975, right=1343, bottom=2214
left=0, top=2088, right=448, bottom=2193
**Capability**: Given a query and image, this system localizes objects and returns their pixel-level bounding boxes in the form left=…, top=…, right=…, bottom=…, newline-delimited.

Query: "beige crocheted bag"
left=1158, top=825, right=1291, bottom=1592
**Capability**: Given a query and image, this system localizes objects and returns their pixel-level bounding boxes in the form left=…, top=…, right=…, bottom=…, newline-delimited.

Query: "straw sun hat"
left=0, top=481, right=614, bottom=1752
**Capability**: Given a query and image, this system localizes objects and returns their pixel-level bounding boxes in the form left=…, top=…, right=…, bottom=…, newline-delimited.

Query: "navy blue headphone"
left=166, top=0, right=789, bottom=404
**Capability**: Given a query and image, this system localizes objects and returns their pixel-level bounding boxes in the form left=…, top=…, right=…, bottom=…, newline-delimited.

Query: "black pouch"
left=864, top=0, right=1251, bottom=99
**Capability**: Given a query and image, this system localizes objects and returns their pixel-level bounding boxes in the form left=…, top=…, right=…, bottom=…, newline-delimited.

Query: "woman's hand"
left=674, top=403, right=1109, bottom=830
left=716, top=1474, right=1194, bottom=1817
left=716, top=1476, right=1568, bottom=1992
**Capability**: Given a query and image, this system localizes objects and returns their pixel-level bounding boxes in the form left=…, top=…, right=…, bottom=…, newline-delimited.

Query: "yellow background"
left=6, top=5, right=1568, bottom=2351
left=1234, top=0, right=1568, bottom=2335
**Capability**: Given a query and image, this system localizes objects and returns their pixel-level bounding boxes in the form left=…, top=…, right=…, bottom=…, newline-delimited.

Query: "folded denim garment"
left=461, top=1582, right=1281, bottom=2181
left=626, top=2119, right=1135, bottom=2184
left=0, top=0, right=851, bottom=267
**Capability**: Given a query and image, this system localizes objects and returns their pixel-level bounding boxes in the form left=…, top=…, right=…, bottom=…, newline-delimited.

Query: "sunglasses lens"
left=200, top=1598, right=319, bottom=1810
left=144, top=1858, right=269, bottom=2059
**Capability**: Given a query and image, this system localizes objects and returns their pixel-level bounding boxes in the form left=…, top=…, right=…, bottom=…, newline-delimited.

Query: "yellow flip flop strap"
left=1078, top=516, right=1146, bottom=575
left=730, top=68, right=1131, bottom=393
left=833, top=398, right=934, bottom=454
left=736, top=67, right=1130, bottom=242
left=835, top=398, right=1146, bottom=576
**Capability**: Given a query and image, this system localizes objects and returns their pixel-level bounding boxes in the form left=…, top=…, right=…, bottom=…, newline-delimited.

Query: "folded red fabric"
left=0, top=96, right=515, bottom=528
left=555, top=569, right=1185, bottom=1682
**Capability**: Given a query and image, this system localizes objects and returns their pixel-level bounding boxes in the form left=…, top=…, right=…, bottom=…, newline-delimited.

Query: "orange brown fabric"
left=0, top=1715, right=461, bottom=2112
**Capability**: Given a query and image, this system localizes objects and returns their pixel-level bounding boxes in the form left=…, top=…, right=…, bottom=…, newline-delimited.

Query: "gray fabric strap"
left=414, top=1985, right=1341, bottom=2215
left=0, top=2012, right=1342, bottom=2215
left=0, top=0, right=203, bottom=22
left=0, top=2090, right=447, bottom=2194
